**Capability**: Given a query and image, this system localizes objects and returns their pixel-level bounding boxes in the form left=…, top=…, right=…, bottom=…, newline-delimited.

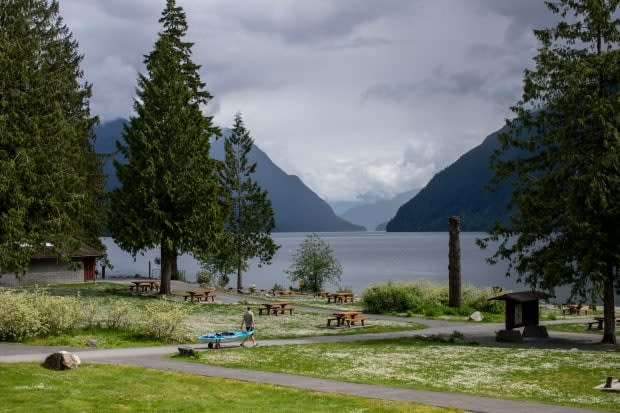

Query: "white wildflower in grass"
left=185, top=303, right=417, bottom=340
left=194, top=338, right=620, bottom=412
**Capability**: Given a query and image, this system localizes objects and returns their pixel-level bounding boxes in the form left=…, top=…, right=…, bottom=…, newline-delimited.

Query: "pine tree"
left=481, top=0, right=620, bottom=343
left=0, top=0, right=105, bottom=274
left=109, top=0, right=223, bottom=294
left=198, top=113, right=278, bottom=291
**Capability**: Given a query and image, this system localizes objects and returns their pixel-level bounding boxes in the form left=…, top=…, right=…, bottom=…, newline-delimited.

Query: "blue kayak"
left=197, top=330, right=253, bottom=348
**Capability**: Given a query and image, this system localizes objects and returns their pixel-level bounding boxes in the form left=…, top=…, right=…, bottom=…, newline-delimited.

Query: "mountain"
left=386, top=124, right=516, bottom=232
left=340, top=189, right=419, bottom=231
left=94, top=119, right=364, bottom=232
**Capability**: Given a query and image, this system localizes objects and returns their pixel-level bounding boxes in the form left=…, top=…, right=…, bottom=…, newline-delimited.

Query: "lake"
left=101, top=232, right=536, bottom=295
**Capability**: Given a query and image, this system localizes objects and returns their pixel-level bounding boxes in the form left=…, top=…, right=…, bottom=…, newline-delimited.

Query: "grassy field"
left=546, top=323, right=619, bottom=336
left=13, top=283, right=423, bottom=347
left=187, top=336, right=620, bottom=412
left=0, top=363, right=459, bottom=413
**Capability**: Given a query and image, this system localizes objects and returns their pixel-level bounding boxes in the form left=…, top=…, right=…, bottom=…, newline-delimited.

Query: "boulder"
left=86, top=339, right=98, bottom=347
left=469, top=311, right=483, bottom=322
left=43, top=351, right=81, bottom=370
left=178, top=346, right=196, bottom=357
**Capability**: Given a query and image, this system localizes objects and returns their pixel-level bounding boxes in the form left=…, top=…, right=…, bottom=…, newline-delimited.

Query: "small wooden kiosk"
left=490, top=290, right=552, bottom=341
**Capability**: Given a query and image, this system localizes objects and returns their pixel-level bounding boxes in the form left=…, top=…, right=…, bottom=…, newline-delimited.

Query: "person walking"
left=240, top=307, right=256, bottom=347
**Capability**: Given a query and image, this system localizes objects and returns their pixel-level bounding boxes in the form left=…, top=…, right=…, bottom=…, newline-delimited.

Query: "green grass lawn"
left=546, top=323, right=620, bottom=335
left=0, top=363, right=459, bottom=413
left=187, top=336, right=620, bottom=412
left=11, top=285, right=423, bottom=348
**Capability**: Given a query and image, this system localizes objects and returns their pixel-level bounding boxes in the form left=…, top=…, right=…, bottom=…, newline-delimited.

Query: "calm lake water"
left=101, top=232, right=539, bottom=296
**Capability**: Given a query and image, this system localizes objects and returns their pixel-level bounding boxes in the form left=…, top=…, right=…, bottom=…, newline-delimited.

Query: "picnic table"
left=327, top=292, right=354, bottom=304
left=587, top=316, right=620, bottom=330
left=183, top=289, right=216, bottom=303
left=327, top=311, right=368, bottom=327
left=258, top=302, right=295, bottom=315
left=129, top=280, right=160, bottom=293
left=563, top=304, right=589, bottom=315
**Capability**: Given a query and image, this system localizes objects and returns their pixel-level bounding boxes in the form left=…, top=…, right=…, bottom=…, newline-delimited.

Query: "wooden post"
left=448, top=216, right=461, bottom=307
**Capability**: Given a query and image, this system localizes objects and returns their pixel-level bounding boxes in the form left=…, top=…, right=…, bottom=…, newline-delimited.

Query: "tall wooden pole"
left=448, top=216, right=461, bottom=307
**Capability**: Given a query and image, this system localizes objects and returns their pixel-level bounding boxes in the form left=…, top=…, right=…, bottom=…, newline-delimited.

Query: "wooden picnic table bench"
left=182, top=289, right=216, bottom=303
left=587, top=316, right=620, bottom=330
left=327, top=292, right=354, bottom=304
left=563, top=304, right=589, bottom=315
left=129, top=280, right=160, bottom=293
left=259, top=302, right=294, bottom=315
left=327, top=311, right=366, bottom=327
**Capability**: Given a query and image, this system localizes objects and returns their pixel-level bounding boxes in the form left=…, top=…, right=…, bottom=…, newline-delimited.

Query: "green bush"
left=137, top=299, right=190, bottom=342
left=0, top=290, right=45, bottom=341
left=0, top=288, right=192, bottom=344
left=105, top=299, right=137, bottom=330
left=362, top=282, right=417, bottom=313
left=37, top=293, right=83, bottom=335
left=196, top=271, right=214, bottom=287
left=361, top=281, right=504, bottom=316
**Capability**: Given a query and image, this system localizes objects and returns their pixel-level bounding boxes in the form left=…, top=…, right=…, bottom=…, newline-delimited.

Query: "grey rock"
left=469, top=311, right=483, bottom=322
left=43, top=351, right=81, bottom=370
left=178, top=346, right=196, bottom=357
left=86, top=339, right=98, bottom=347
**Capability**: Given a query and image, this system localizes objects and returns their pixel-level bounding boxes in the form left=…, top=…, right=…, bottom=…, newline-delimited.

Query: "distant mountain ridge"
left=339, top=189, right=419, bottom=231
left=386, top=124, right=515, bottom=232
left=94, top=119, right=363, bottom=233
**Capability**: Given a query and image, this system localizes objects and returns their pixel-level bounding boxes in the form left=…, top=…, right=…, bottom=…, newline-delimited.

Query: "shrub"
left=361, top=280, right=504, bottom=316
left=137, top=299, right=190, bottom=342
left=362, top=283, right=417, bottom=313
left=105, top=299, right=137, bottom=330
left=196, top=271, right=214, bottom=287
left=271, top=283, right=284, bottom=292
left=37, top=293, right=83, bottom=335
left=0, top=290, right=45, bottom=341
left=81, top=300, right=99, bottom=328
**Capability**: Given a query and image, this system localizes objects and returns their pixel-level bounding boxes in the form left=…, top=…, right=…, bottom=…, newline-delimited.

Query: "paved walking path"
left=0, top=286, right=616, bottom=412
left=1, top=327, right=613, bottom=412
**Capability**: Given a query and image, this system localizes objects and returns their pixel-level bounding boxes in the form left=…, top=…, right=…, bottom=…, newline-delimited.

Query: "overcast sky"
left=59, top=0, right=558, bottom=202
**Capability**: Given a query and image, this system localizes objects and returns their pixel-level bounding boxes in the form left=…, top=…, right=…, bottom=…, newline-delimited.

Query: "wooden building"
left=0, top=245, right=104, bottom=287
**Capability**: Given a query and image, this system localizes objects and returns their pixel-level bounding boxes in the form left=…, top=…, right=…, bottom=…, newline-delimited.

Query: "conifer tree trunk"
left=448, top=216, right=461, bottom=308
left=159, top=240, right=174, bottom=295
left=601, top=263, right=617, bottom=344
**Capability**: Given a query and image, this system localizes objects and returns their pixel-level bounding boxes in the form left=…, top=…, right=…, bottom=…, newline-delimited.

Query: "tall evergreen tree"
left=198, top=113, right=278, bottom=291
left=480, top=0, right=620, bottom=343
left=109, top=0, right=223, bottom=294
left=0, top=0, right=105, bottom=274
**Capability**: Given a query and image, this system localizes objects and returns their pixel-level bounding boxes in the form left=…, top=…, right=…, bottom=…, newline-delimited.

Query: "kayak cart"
left=197, top=330, right=253, bottom=349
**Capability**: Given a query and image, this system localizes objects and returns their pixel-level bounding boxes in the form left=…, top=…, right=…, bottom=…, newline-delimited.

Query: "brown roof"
left=489, top=290, right=553, bottom=303
left=31, top=245, right=104, bottom=260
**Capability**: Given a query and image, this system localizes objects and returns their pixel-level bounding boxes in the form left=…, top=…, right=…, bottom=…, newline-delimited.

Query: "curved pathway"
left=0, top=287, right=615, bottom=412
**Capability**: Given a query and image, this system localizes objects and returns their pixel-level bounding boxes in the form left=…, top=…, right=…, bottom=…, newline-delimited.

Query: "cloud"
left=214, top=0, right=413, bottom=44
left=55, top=0, right=553, bottom=201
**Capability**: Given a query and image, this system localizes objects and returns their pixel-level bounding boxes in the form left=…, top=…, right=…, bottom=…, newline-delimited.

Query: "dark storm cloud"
left=232, top=0, right=413, bottom=44
left=58, top=0, right=563, bottom=201
left=323, top=36, right=394, bottom=51
left=474, top=0, right=558, bottom=43
left=361, top=82, right=416, bottom=104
